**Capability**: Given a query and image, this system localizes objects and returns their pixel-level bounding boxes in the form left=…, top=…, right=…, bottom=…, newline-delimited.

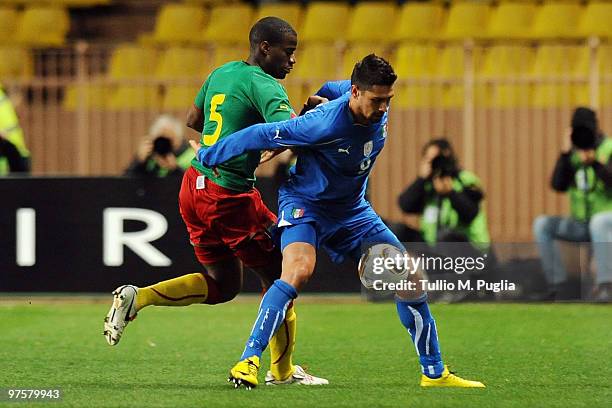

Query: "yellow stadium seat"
left=531, top=45, right=582, bottom=107
left=152, top=3, right=207, bottom=44
left=209, top=46, right=250, bottom=71
left=54, top=0, right=111, bottom=7
left=529, top=1, right=583, bottom=39
left=201, top=4, right=255, bottom=44
left=62, top=82, right=111, bottom=111
left=292, top=43, right=341, bottom=81
left=392, top=44, right=441, bottom=108
left=255, top=3, right=302, bottom=30
left=342, top=44, right=391, bottom=78
left=393, top=3, right=445, bottom=42
left=162, top=85, right=200, bottom=110
left=107, top=86, right=160, bottom=110
left=485, top=2, right=536, bottom=40
left=573, top=45, right=612, bottom=106
left=301, top=2, right=349, bottom=43
left=577, top=1, right=612, bottom=39
left=481, top=45, right=534, bottom=107
left=0, top=46, right=32, bottom=79
left=347, top=2, right=397, bottom=43
left=437, top=45, right=485, bottom=107
left=108, top=44, right=157, bottom=80
left=16, top=6, right=70, bottom=47
left=156, top=46, right=208, bottom=79
left=0, top=7, right=19, bottom=43
left=442, top=2, right=491, bottom=40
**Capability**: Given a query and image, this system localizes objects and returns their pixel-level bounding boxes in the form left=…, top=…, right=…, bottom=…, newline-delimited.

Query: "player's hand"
left=306, top=95, right=329, bottom=108
left=259, top=149, right=286, bottom=164
left=433, top=176, right=453, bottom=195
left=136, top=138, right=153, bottom=162
left=189, top=139, right=219, bottom=176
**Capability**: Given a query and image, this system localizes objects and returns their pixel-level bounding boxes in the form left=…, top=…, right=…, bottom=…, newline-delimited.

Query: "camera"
left=152, top=136, right=173, bottom=156
left=571, top=125, right=596, bottom=150
left=431, top=154, right=458, bottom=178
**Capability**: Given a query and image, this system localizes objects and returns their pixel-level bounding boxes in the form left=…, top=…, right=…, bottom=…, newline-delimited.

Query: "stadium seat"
left=442, top=1, right=491, bottom=40
left=346, top=2, right=397, bottom=43
left=392, top=44, right=441, bottom=108
left=531, top=45, right=581, bottom=107
left=156, top=46, right=208, bottom=79
left=151, top=3, right=208, bottom=44
left=485, top=1, right=536, bottom=40
left=107, top=86, right=160, bottom=110
left=0, top=46, right=32, bottom=79
left=108, top=44, right=158, bottom=80
left=200, top=4, right=255, bottom=45
left=255, top=3, right=302, bottom=31
left=481, top=45, right=534, bottom=107
left=210, top=46, right=250, bottom=72
left=529, top=1, right=583, bottom=39
left=573, top=45, right=612, bottom=106
left=292, top=43, right=341, bottom=81
left=576, top=1, right=612, bottom=39
left=162, top=85, right=199, bottom=110
left=0, top=7, right=19, bottom=43
left=301, top=2, right=350, bottom=43
left=15, top=5, right=70, bottom=47
left=62, top=82, right=111, bottom=111
left=342, top=44, right=391, bottom=78
left=393, top=2, right=446, bottom=42
left=437, top=45, right=485, bottom=107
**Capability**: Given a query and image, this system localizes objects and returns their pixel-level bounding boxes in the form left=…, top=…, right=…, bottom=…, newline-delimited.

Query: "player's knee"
left=282, top=256, right=315, bottom=289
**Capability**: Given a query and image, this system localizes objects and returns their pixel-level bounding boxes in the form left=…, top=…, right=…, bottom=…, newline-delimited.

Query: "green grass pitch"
left=1, top=297, right=610, bottom=407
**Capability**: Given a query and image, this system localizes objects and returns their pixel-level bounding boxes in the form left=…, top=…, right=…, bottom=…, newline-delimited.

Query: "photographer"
left=398, top=138, right=491, bottom=250
left=124, top=114, right=194, bottom=177
left=0, top=85, right=30, bottom=175
left=533, top=107, right=612, bottom=301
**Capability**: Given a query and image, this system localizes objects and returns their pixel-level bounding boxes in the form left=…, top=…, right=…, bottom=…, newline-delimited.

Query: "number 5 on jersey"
left=203, top=94, right=226, bottom=146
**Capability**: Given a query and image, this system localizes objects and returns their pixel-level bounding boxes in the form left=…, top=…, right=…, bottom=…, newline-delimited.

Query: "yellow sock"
left=269, top=303, right=297, bottom=380
left=135, top=273, right=209, bottom=311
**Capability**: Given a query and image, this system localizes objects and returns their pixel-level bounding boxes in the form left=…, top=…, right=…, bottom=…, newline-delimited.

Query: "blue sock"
left=395, top=294, right=444, bottom=378
left=240, top=279, right=297, bottom=360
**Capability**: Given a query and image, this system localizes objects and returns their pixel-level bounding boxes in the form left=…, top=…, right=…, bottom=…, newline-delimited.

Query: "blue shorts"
left=277, top=197, right=403, bottom=263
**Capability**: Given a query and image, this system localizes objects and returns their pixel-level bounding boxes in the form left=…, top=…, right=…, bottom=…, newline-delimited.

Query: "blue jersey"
left=197, top=80, right=389, bottom=207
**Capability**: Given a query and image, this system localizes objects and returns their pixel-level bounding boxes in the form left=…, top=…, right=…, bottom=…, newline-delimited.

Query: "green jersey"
left=191, top=61, right=295, bottom=192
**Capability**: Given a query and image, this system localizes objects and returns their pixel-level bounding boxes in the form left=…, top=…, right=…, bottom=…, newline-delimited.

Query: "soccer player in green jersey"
left=104, top=17, right=328, bottom=386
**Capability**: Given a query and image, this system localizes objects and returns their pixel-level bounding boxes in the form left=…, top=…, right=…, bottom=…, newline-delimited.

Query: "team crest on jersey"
left=382, top=123, right=388, bottom=138
left=292, top=208, right=305, bottom=219
left=363, top=141, right=373, bottom=157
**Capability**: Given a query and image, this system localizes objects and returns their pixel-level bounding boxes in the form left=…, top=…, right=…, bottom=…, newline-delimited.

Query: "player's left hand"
left=189, top=139, right=219, bottom=176
left=259, top=149, right=286, bottom=164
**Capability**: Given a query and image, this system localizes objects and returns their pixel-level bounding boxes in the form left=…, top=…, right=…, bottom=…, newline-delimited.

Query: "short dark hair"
left=422, top=138, right=455, bottom=158
left=351, top=54, right=397, bottom=90
left=249, top=17, right=296, bottom=50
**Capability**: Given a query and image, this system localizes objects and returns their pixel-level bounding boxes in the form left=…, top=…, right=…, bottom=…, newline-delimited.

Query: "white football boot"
left=103, top=285, right=138, bottom=346
left=265, top=365, right=329, bottom=385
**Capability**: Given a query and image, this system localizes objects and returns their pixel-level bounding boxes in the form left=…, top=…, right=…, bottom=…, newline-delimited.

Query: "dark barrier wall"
left=0, top=177, right=360, bottom=293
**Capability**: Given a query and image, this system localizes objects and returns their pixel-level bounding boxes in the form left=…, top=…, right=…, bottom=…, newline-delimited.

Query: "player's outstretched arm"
left=315, top=80, right=351, bottom=101
left=191, top=108, right=332, bottom=167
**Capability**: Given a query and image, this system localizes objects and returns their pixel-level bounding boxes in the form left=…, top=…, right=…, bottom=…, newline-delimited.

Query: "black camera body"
left=571, top=125, right=597, bottom=150
left=152, top=136, right=173, bottom=156
left=431, top=155, right=458, bottom=178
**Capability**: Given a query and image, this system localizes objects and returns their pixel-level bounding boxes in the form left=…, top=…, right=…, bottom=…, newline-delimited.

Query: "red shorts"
left=178, top=167, right=277, bottom=267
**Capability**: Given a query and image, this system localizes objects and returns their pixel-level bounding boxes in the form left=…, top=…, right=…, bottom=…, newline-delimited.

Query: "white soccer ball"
left=357, top=243, right=409, bottom=289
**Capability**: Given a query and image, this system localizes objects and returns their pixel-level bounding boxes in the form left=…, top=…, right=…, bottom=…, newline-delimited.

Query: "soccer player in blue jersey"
left=191, top=54, right=485, bottom=389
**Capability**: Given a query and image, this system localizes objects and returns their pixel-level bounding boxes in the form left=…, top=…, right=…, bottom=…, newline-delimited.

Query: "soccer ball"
left=357, top=243, right=409, bottom=289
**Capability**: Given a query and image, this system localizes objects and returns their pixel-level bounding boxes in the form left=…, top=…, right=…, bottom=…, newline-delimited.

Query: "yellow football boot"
left=228, top=356, right=260, bottom=390
left=420, top=366, right=485, bottom=388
